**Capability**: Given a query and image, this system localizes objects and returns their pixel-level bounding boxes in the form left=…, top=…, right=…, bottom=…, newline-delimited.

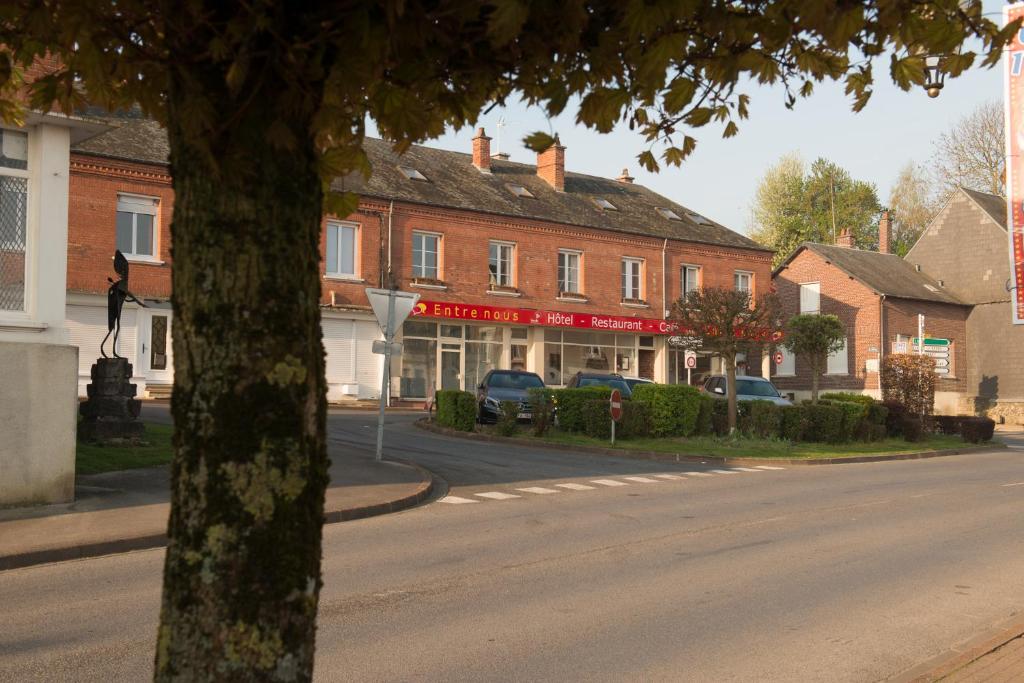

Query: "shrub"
left=780, top=405, right=810, bottom=442
left=960, top=416, right=995, bottom=443
left=711, top=399, right=730, bottom=436
left=583, top=398, right=612, bottom=439
left=435, top=390, right=476, bottom=431
left=618, top=400, right=652, bottom=439
left=835, top=400, right=869, bottom=441
left=551, top=386, right=612, bottom=432
left=901, top=414, right=925, bottom=442
left=932, top=415, right=962, bottom=436
left=495, top=400, right=521, bottom=436
left=820, top=392, right=876, bottom=406
left=748, top=400, right=782, bottom=438
left=883, top=401, right=906, bottom=437
left=629, top=384, right=702, bottom=437
left=695, top=395, right=714, bottom=436
left=881, top=354, right=936, bottom=417
left=803, top=403, right=845, bottom=443
left=528, top=388, right=555, bottom=436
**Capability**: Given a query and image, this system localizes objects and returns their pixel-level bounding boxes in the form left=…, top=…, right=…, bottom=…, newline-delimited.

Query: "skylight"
left=592, top=197, right=617, bottom=211
left=923, top=284, right=939, bottom=292
left=656, top=207, right=681, bottom=221
left=506, top=183, right=535, bottom=198
left=686, top=211, right=712, bottom=225
left=398, top=166, right=428, bottom=181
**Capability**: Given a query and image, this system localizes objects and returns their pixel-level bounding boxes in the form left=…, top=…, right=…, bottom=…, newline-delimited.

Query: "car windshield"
left=623, top=378, right=650, bottom=389
left=579, top=377, right=632, bottom=397
left=736, top=379, right=779, bottom=397
left=488, top=373, right=544, bottom=389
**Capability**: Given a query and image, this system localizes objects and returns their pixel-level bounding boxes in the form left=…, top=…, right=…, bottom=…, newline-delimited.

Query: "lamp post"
left=923, top=53, right=945, bottom=98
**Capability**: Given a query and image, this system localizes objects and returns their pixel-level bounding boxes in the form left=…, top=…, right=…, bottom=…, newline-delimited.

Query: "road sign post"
left=366, top=288, right=421, bottom=461
left=609, top=389, right=623, bottom=445
left=684, top=350, right=697, bottom=385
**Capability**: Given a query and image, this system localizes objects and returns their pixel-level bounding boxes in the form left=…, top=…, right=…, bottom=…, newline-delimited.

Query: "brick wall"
left=67, top=154, right=174, bottom=298
left=772, top=248, right=882, bottom=393
left=882, top=297, right=970, bottom=396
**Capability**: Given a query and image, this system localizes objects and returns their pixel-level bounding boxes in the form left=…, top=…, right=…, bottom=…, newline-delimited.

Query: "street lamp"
left=923, top=54, right=945, bottom=98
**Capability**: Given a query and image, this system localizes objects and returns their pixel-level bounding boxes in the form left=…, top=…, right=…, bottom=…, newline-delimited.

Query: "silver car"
left=702, top=374, right=792, bottom=406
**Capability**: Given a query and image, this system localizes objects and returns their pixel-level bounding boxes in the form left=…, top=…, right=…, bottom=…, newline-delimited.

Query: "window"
left=506, top=183, right=534, bottom=198
left=682, top=265, right=701, bottom=296
left=116, top=194, right=159, bottom=259
left=398, top=166, right=428, bottom=181
left=622, top=258, right=643, bottom=301
left=687, top=211, right=712, bottom=225
left=558, top=250, right=581, bottom=294
left=656, top=207, right=681, bottom=221
left=734, top=270, right=752, bottom=294
left=827, top=337, right=848, bottom=375
left=799, top=282, right=820, bottom=314
left=326, top=222, right=358, bottom=278
left=775, top=346, right=795, bottom=376
left=489, top=241, right=515, bottom=287
left=412, top=232, right=440, bottom=279
left=0, top=128, right=28, bottom=313
left=592, top=197, right=617, bottom=211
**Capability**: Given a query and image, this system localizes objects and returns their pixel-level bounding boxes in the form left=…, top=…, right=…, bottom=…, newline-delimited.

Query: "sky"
left=368, top=2, right=1007, bottom=236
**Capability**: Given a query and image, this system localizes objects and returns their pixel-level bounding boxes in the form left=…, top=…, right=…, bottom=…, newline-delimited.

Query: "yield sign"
left=365, top=288, right=420, bottom=338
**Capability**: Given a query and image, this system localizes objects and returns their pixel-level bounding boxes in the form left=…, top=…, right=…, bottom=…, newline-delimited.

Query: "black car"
left=621, top=376, right=655, bottom=393
left=476, top=369, right=545, bottom=422
left=564, top=372, right=633, bottom=398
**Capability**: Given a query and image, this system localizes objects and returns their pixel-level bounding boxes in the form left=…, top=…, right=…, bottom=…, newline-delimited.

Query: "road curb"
left=0, top=458, right=435, bottom=572
left=892, top=612, right=1024, bottom=682
left=414, top=419, right=1004, bottom=466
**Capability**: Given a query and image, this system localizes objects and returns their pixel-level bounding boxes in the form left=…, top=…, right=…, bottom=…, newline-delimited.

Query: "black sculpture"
left=100, top=250, right=145, bottom=358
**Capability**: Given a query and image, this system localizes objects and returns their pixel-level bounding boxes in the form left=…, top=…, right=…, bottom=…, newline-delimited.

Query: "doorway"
left=138, top=309, right=173, bottom=385
left=440, top=343, right=462, bottom=390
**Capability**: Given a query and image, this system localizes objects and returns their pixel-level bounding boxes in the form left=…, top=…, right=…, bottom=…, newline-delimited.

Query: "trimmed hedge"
left=780, top=405, right=810, bottom=441
left=436, top=390, right=476, bottom=431
left=696, top=395, right=714, bottom=436
left=552, top=386, right=612, bottom=432
left=820, top=392, right=875, bottom=406
left=496, top=400, right=521, bottom=436
left=630, top=384, right=702, bottom=437
left=527, top=388, right=555, bottom=436
left=934, top=414, right=996, bottom=443
left=803, top=403, right=845, bottom=443
left=583, top=398, right=612, bottom=439
left=748, top=400, right=783, bottom=438
left=619, top=400, right=652, bottom=439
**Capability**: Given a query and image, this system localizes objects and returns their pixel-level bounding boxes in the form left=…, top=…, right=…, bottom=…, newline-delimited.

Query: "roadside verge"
left=415, top=419, right=1004, bottom=466
left=892, top=612, right=1024, bottom=682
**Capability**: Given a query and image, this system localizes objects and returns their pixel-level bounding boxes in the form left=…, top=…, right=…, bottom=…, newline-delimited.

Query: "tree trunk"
left=725, top=352, right=738, bottom=433
left=810, top=357, right=821, bottom=403
left=154, top=90, right=328, bottom=678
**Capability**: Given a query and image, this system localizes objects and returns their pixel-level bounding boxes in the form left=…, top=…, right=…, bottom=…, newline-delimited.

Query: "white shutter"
left=354, top=321, right=383, bottom=399
left=799, top=282, right=820, bottom=314
left=66, top=304, right=109, bottom=381
left=775, top=347, right=795, bottom=376
left=826, top=337, right=848, bottom=375
left=322, top=319, right=356, bottom=384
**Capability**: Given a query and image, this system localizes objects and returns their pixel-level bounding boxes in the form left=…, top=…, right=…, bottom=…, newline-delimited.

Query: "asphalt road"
left=3, top=411, right=1024, bottom=681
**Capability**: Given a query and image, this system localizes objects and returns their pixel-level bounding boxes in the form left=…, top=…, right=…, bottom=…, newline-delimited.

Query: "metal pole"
left=917, top=314, right=924, bottom=356
left=611, top=418, right=615, bottom=445
left=375, top=291, right=395, bottom=462
left=687, top=366, right=692, bottom=386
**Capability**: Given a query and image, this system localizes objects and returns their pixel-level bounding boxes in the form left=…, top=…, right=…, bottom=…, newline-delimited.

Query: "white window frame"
left=0, top=127, right=30, bottom=315
left=488, top=240, right=515, bottom=288
left=325, top=220, right=359, bottom=280
left=622, top=258, right=644, bottom=301
left=558, top=249, right=582, bottom=295
left=826, top=337, right=849, bottom=375
left=116, top=193, right=160, bottom=262
left=412, top=231, right=442, bottom=280
left=799, top=281, right=820, bottom=314
left=682, top=264, right=701, bottom=296
left=734, top=270, right=753, bottom=294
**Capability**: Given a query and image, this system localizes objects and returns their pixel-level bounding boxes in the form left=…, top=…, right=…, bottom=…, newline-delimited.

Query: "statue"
left=101, top=250, right=145, bottom=358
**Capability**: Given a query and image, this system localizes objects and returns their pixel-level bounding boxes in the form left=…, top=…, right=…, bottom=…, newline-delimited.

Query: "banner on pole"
left=1004, top=3, right=1024, bottom=324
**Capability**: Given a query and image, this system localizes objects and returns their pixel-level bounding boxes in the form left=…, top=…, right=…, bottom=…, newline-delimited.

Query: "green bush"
left=960, top=416, right=995, bottom=443
left=710, top=399, right=754, bottom=436
left=552, top=386, right=612, bottom=432
left=583, top=398, right=612, bottom=439
left=495, top=400, right=521, bottom=436
left=820, top=392, right=875, bottom=406
left=618, top=399, right=652, bottom=438
left=629, top=384, right=703, bottom=437
left=780, top=405, right=810, bottom=441
left=748, top=400, right=782, bottom=438
left=803, top=403, right=845, bottom=443
left=435, top=390, right=476, bottom=431
left=528, top=388, right=555, bottom=436
left=695, top=395, right=714, bottom=436
left=901, top=414, right=925, bottom=442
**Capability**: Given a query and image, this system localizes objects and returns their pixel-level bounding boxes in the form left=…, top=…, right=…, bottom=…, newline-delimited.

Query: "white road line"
left=556, top=483, right=596, bottom=491
left=653, top=474, right=685, bottom=480
left=684, top=471, right=714, bottom=477
left=439, top=496, right=480, bottom=504
left=709, top=469, right=739, bottom=474
left=1000, top=482, right=1024, bottom=487
left=475, top=491, right=522, bottom=500
left=755, top=466, right=786, bottom=470
left=516, top=486, right=561, bottom=495
left=730, top=467, right=763, bottom=472
left=623, top=476, right=660, bottom=484
left=591, top=479, right=629, bottom=487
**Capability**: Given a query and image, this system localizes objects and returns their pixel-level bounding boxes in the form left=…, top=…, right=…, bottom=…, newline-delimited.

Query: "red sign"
left=773, top=351, right=784, bottom=365
left=609, top=389, right=623, bottom=422
left=412, top=300, right=679, bottom=334
left=1005, top=3, right=1024, bottom=325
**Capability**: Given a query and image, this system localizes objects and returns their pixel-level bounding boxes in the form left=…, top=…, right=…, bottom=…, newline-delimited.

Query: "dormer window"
left=592, top=197, right=617, bottom=211
left=506, top=183, right=534, bottom=198
left=656, top=207, right=681, bottom=221
left=398, top=166, right=428, bottom=181
left=686, top=211, right=712, bottom=225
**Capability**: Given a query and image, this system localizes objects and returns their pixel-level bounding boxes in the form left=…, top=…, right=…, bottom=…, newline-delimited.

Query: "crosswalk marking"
left=683, top=471, right=713, bottom=477
left=591, top=479, right=629, bottom=487
left=755, top=465, right=786, bottom=470
left=556, top=483, right=596, bottom=491
left=516, top=486, right=561, bottom=495
left=439, top=496, right=479, bottom=504
left=730, top=467, right=763, bottom=472
left=475, top=491, right=521, bottom=500
left=709, top=469, right=739, bottom=474
left=653, top=474, right=685, bottom=480
left=623, top=476, right=660, bottom=483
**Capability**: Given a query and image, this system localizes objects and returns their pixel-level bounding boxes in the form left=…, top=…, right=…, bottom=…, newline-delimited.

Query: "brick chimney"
left=537, top=136, right=565, bottom=191
left=878, top=210, right=892, bottom=254
left=616, top=168, right=634, bottom=184
left=836, top=228, right=855, bottom=248
left=472, top=127, right=491, bottom=173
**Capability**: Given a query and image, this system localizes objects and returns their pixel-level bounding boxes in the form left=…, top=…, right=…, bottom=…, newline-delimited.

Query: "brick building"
left=63, top=114, right=774, bottom=403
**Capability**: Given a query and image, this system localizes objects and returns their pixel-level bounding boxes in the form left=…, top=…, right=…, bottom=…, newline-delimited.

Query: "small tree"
left=671, top=287, right=782, bottom=433
left=881, top=354, right=937, bottom=417
left=782, top=314, right=846, bottom=403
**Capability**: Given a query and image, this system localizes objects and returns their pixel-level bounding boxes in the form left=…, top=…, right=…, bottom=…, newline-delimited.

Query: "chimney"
left=472, top=127, right=491, bottom=173
left=878, top=210, right=892, bottom=254
left=537, top=136, right=565, bottom=191
left=616, top=168, right=634, bottom=184
left=836, top=228, right=855, bottom=248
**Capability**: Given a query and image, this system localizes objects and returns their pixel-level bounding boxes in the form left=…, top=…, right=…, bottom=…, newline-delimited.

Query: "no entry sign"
left=609, top=389, right=623, bottom=422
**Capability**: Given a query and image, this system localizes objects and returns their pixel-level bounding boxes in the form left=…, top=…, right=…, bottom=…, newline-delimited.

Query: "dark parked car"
left=564, top=372, right=633, bottom=398
left=476, top=369, right=545, bottom=422
left=621, top=376, right=655, bottom=392
left=701, top=374, right=792, bottom=406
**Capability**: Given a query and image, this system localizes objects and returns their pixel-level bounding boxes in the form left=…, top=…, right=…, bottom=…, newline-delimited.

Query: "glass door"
left=138, top=310, right=173, bottom=384
left=440, top=343, right=462, bottom=390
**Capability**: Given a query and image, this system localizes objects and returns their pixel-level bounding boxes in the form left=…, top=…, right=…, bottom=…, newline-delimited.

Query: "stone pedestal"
left=79, top=358, right=144, bottom=443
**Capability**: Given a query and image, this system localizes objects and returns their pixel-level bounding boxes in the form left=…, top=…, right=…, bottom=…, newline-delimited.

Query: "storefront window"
left=465, top=339, right=502, bottom=389
left=401, top=338, right=436, bottom=398
left=404, top=320, right=437, bottom=338
left=544, top=343, right=562, bottom=385
left=544, top=330, right=645, bottom=385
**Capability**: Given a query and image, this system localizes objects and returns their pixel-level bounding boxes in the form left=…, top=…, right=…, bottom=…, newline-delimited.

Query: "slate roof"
left=69, top=112, right=768, bottom=252
left=960, top=187, right=1007, bottom=230
left=777, top=243, right=965, bottom=305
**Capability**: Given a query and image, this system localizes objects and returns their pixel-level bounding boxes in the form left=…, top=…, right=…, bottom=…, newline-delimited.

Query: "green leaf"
left=522, top=131, right=555, bottom=153
left=488, top=0, right=530, bottom=46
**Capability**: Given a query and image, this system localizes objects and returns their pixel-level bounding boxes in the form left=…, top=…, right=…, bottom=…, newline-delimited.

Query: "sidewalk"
left=0, top=447, right=436, bottom=571
left=896, top=614, right=1024, bottom=682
